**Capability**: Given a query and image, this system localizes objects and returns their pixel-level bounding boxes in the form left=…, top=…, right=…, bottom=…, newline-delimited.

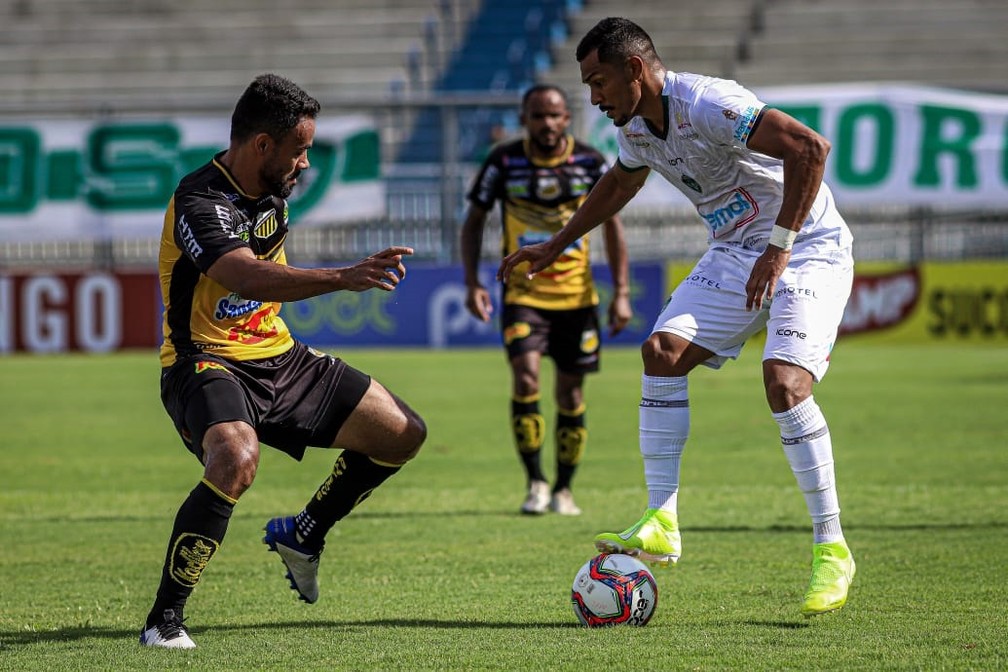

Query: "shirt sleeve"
left=690, top=79, right=767, bottom=149
left=467, top=147, right=505, bottom=210
left=173, top=191, right=247, bottom=274
left=615, top=129, right=648, bottom=171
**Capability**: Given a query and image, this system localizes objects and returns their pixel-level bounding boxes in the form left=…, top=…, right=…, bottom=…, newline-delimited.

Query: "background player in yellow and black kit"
left=140, top=74, right=426, bottom=649
left=461, top=84, right=631, bottom=516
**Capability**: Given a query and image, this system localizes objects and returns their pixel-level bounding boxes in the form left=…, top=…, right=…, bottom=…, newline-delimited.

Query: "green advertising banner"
left=585, top=83, right=1008, bottom=211
left=0, top=115, right=383, bottom=243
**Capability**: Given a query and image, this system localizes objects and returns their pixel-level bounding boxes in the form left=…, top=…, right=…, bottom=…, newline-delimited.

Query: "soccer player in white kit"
left=498, top=17, right=856, bottom=616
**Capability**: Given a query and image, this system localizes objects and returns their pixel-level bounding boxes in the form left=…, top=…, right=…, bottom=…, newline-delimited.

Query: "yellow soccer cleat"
left=801, top=540, right=856, bottom=617
left=594, top=508, right=681, bottom=567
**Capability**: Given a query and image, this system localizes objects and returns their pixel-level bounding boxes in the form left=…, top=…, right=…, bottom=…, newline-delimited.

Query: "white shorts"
left=653, top=245, right=853, bottom=381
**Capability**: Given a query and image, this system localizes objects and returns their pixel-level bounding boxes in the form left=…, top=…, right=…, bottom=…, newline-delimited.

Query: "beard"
left=530, top=132, right=562, bottom=154
left=262, top=163, right=299, bottom=199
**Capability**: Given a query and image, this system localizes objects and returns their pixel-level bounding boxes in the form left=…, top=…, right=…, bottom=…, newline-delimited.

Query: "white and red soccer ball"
left=571, top=553, right=658, bottom=627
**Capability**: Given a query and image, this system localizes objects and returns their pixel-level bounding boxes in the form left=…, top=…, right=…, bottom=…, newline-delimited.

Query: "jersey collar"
left=212, top=151, right=258, bottom=200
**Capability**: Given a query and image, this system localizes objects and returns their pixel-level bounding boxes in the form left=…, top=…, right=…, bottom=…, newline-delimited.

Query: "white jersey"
left=616, top=71, right=852, bottom=259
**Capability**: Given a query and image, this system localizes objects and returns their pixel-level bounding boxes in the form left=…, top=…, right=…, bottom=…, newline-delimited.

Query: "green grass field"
left=1, top=341, right=1006, bottom=671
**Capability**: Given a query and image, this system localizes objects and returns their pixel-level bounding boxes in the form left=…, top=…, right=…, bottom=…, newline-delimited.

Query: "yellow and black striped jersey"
left=159, top=152, right=294, bottom=366
left=468, top=135, right=607, bottom=311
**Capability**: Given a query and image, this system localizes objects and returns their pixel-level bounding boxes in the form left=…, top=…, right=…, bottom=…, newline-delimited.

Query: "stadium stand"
left=395, top=0, right=570, bottom=164
left=544, top=0, right=755, bottom=97
left=0, top=0, right=460, bottom=113
left=732, top=0, right=1008, bottom=93
left=540, top=0, right=1008, bottom=95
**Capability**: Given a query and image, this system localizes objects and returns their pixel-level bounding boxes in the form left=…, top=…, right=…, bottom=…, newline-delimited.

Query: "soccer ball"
left=570, top=553, right=658, bottom=627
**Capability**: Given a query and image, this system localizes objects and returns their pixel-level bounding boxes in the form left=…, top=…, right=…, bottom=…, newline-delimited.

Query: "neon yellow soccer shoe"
left=801, top=540, right=856, bottom=617
left=594, top=508, right=681, bottom=567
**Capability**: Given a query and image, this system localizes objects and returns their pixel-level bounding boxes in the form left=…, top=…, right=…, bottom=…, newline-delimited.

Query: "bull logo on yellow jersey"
left=580, top=328, right=599, bottom=353
left=254, top=210, right=278, bottom=239
left=504, top=321, right=532, bottom=345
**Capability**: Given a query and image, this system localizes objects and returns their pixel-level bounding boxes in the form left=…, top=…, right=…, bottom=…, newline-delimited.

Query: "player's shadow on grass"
left=0, top=618, right=581, bottom=647
left=743, top=619, right=810, bottom=630
left=0, top=625, right=139, bottom=647
left=345, top=514, right=1008, bottom=532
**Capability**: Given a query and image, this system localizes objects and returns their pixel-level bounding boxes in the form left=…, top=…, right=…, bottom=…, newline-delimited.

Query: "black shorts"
left=160, top=341, right=371, bottom=462
left=501, top=304, right=601, bottom=375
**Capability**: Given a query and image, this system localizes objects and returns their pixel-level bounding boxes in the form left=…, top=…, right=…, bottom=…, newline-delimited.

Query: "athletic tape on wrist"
left=769, top=225, right=798, bottom=250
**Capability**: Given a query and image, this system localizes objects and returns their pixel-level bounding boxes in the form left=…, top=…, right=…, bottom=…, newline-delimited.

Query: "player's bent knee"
left=397, top=410, right=427, bottom=462
left=641, top=333, right=683, bottom=373
left=763, top=364, right=813, bottom=411
left=202, top=422, right=260, bottom=495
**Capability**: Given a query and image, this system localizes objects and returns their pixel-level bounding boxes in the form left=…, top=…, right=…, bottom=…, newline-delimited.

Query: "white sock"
left=772, top=396, right=844, bottom=544
left=640, top=374, right=688, bottom=515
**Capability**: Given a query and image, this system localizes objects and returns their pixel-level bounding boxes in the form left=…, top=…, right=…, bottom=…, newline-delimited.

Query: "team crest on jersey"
left=254, top=210, right=278, bottom=239
left=535, top=176, right=561, bottom=200
left=681, top=174, right=703, bottom=193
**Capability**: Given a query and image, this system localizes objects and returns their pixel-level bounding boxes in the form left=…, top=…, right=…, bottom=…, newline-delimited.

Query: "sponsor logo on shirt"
left=215, top=293, right=264, bottom=320
left=700, top=188, right=760, bottom=237
left=625, top=131, right=651, bottom=148
left=733, top=105, right=760, bottom=143
left=177, top=215, right=204, bottom=259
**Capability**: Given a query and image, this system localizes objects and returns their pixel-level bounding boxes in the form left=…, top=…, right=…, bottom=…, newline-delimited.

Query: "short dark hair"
left=230, top=73, right=321, bottom=143
left=521, top=84, right=568, bottom=111
left=575, top=17, right=660, bottom=66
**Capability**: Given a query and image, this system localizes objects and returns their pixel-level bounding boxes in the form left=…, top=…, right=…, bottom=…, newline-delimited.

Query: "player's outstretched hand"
left=343, top=246, right=413, bottom=292
left=497, top=241, right=556, bottom=282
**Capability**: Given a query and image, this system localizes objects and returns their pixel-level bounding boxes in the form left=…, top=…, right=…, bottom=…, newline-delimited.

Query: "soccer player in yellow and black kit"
left=139, top=73, right=426, bottom=649
left=461, top=84, right=631, bottom=517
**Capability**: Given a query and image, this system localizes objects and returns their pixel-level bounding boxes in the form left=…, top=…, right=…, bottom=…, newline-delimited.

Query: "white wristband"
left=769, top=225, right=798, bottom=250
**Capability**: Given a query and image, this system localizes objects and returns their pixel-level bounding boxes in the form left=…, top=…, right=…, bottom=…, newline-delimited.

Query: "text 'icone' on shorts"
left=653, top=245, right=854, bottom=382
left=159, top=340, right=371, bottom=462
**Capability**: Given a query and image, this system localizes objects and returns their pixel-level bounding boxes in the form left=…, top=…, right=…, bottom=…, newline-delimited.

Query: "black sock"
left=296, top=450, right=400, bottom=549
left=511, top=396, right=546, bottom=483
left=554, top=406, right=586, bottom=492
left=146, top=480, right=234, bottom=628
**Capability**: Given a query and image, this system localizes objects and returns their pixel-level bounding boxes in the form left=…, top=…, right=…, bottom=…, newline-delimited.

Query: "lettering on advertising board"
left=0, top=117, right=384, bottom=243
left=586, top=84, right=1008, bottom=209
